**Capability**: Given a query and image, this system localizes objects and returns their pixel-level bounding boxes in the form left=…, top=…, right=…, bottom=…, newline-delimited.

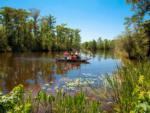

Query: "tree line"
left=81, top=38, right=115, bottom=51
left=0, top=7, right=81, bottom=52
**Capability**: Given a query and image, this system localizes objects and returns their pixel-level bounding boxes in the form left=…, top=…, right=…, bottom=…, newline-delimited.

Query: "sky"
left=0, top=0, right=132, bottom=42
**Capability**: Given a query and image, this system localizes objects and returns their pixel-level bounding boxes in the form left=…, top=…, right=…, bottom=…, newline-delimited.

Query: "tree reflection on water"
left=0, top=51, right=119, bottom=94
left=0, top=52, right=84, bottom=93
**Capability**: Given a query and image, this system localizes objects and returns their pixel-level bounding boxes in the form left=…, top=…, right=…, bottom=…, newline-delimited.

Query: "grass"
left=106, top=61, right=150, bottom=113
left=0, top=85, right=102, bottom=113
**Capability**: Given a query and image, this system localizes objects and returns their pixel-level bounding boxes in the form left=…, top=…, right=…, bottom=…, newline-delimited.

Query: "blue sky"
left=0, top=0, right=132, bottom=42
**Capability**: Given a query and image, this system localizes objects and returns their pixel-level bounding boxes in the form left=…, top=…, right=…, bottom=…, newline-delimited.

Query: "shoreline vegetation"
left=0, top=0, right=150, bottom=113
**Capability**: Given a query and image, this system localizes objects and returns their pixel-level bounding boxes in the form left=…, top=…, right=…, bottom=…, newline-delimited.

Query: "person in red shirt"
left=64, top=51, right=69, bottom=60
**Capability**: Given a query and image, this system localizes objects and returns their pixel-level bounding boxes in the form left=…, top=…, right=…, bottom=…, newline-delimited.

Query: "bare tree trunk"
left=147, top=36, right=150, bottom=57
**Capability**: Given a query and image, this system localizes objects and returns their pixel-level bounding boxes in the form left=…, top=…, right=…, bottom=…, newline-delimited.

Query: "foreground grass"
left=106, top=61, right=150, bottom=113
left=0, top=85, right=102, bottom=113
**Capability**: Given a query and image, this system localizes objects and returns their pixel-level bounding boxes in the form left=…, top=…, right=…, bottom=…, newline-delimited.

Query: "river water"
left=0, top=51, right=121, bottom=94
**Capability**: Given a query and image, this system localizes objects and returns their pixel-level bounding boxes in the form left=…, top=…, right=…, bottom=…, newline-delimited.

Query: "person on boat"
left=64, top=51, right=69, bottom=60
left=75, top=51, right=80, bottom=59
left=70, top=52, right=77, bottom=60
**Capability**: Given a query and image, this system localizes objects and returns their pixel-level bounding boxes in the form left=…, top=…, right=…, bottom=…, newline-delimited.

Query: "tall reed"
left=106, top=61, right=150, bottom=112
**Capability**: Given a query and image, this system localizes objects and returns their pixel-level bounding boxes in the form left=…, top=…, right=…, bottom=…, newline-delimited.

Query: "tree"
left=0, top=7, right=30, bottom=51
left=97, top=37, right=103, bottom=50
left=56, top=24, right=66, bottom=50
left=72, top=29, right=81, bottom=50
left=91, top=40, right=97, bottom=51
left=30, top=8, right=40, bottom=38
left=125, top=0, right=150, bottom=57
left=0, top=27, right=8, bottom=52
left=37, top=15, right=56, bottom=51
left=126, top=0, right=150, bottom=24
left=142, top=20, right=150, bottom=56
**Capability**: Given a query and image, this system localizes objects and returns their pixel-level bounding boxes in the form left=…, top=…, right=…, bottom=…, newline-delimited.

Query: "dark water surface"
left=0, top=52, right=121, bottom=93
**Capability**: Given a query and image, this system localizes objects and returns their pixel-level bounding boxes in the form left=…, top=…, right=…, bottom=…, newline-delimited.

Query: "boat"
left=56, top=58, right=90, bottom=63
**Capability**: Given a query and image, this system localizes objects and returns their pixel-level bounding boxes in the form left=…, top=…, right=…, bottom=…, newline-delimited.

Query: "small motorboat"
left=56, top=58, right=90, bottom=63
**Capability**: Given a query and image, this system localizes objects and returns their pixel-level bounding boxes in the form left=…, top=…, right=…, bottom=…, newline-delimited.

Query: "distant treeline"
left=81, top=38, right=115, bottom=51
left=0, top=7, right=81, bottom=52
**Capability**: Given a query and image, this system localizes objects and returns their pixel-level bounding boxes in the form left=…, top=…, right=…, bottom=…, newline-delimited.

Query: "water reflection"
left=0, top=51, right=120, bottom=93
left=82, top=50, right=115, bottom=60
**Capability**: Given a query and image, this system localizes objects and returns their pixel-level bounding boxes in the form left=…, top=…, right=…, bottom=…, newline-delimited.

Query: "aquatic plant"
left=46, top=73, right=104, bottom=92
